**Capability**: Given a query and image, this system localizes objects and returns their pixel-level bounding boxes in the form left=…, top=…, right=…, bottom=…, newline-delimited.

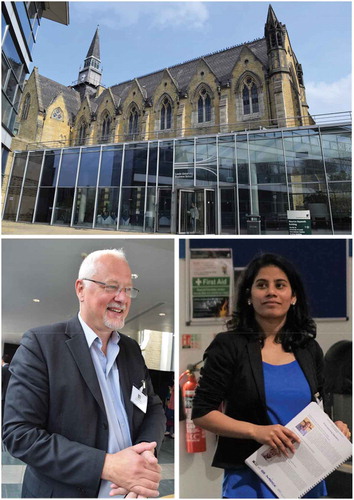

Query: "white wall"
left=179, top=255, right=352, bottom=498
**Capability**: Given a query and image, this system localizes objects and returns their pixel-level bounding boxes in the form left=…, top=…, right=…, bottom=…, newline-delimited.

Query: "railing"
left=24, top=111, right=352, bottom=151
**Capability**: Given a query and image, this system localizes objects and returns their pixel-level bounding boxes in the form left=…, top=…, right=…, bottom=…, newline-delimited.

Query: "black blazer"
left=3, top=317, right=166, bottom=498
left=192, top=331, right=324, bottom=470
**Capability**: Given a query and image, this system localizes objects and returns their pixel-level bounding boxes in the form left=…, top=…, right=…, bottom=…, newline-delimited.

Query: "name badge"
left=130, top=385, right=147, bottom=413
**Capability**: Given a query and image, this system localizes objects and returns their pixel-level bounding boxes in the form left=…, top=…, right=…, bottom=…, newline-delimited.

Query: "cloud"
left=306, top=74, right=352, bottom=116
left=72, top=2, right=209, bottom=31
left=151, top=2, right=209, bottom=30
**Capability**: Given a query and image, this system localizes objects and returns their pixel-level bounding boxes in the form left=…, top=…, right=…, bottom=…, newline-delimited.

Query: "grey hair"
left=78, top=249, right=127, bottom=279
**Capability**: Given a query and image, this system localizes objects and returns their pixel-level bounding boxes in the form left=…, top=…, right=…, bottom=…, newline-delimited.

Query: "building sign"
left=190, top=249, right=233, bottom=321
left=175, top=168, right=193, bottom=179
left=287, top=210, right=312, bottom=235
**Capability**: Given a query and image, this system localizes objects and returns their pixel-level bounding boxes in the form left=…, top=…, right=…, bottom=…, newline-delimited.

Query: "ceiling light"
left=159, top=312, right=166, bottom=317
left=33, top=299, right=41, bottom=303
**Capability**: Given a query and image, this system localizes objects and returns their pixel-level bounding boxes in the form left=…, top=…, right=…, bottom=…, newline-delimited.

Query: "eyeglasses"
left=82, top=278, right=139, bottom=298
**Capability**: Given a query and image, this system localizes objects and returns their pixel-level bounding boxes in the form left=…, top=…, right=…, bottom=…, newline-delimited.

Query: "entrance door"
left=178, top=189, right=215, bottom=234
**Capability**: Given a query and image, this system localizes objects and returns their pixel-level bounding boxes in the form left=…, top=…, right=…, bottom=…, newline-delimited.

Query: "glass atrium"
left=3, top=123, right=351, bottom=234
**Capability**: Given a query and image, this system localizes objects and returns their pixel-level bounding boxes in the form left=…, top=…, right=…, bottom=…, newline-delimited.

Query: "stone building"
left=11, top=5, right=313, bottom=151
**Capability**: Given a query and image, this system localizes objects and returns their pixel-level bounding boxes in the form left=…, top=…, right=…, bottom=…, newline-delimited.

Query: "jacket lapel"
left=65, top=317, right=106, bottom=414
left=246, top=340, right=267, bottom=408
left=294, top=347, right=317, bottom=398
left=116, top=337, right=134, bottom=431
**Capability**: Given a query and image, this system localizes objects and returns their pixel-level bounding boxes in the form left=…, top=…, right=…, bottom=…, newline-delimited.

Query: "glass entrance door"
left=178, top=189, right=215, bottom=234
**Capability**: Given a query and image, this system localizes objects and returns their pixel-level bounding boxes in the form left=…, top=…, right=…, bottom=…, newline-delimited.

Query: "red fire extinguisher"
left=180, top=365, right=206, bottom=453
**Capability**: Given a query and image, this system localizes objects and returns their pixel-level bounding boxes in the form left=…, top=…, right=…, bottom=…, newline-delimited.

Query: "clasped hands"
left=102, top=441, right=161, bottom=498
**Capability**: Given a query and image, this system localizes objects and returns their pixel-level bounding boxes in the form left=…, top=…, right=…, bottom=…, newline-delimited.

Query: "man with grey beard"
left=3, top=249, right=165, bottom=498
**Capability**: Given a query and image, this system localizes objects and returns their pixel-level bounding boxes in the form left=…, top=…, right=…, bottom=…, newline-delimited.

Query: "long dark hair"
left=228, top=253, right=316, bottom=351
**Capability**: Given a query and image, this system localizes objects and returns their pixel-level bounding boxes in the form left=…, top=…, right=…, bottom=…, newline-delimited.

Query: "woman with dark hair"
left=192, top=253, right=350, bottom=498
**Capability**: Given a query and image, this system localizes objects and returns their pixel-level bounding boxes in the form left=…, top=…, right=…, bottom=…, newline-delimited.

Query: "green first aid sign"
left=192, top=277, right=230, bottom=297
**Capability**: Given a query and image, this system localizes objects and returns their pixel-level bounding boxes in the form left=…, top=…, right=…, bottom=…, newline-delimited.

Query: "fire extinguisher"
left=180, top=364, right=206, bottom=453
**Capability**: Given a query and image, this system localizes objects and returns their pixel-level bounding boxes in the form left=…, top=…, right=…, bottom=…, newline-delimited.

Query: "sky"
left=30, top=1, right=352, bottom=116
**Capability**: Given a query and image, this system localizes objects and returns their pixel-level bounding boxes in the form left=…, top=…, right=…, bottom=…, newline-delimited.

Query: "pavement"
left=2, top=221, right=146, bottom=236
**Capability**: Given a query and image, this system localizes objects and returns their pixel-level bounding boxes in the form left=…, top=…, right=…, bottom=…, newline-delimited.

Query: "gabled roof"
left=36, top=71, right=81, bottom=118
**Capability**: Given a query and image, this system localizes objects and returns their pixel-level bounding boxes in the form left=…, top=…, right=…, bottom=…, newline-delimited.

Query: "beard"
left=103, top=313, right=125, bottom=331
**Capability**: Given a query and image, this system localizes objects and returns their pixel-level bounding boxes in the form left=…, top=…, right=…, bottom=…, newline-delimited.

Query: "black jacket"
left=192, top=331, right=324, bottom=470
left=3, top=317, right=165, bottom=498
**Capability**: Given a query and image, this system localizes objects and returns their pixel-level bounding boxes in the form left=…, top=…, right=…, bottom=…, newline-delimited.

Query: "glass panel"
left=147, top=142, right=158, bottom=186
left=321, top=130, right=351, bottom=181
left=175, top=139, right=194, bottom=186
left=14, top=3, right=33, bottom=50
left=3, top=70, right=18, bottom=103
left=221, top=188, right=236, bottom=234
left=122, top=143, right=147, bottom=186
left=41, top=151, right=61, bottom=186
left=35, top=188, right=55, bottom=223
left=219, top=136, right=236, bottom=184
left=249, top=135, right=286, bottom=184
left=196, top=137, right=217, bottom=186
left=99, top=146, right=123, bottom=186
left=96, top=188, right=119, bottom=228
left=53, top=188, right=74, bottom=225
left=289, top=183, right=331, bottom=232
left=158, top=141, right=173, bottom=186
left=58, top=149, right=80, bottom=187
left=3, top=153, right=27, bottom=220
left=77, top=148, right=100, bottom=186
left=157, top=188, right=172, bottom=233
left=236, top=135, right=249, bottom=184
left=73, top=188, right=96, bottom=226
left=257, top=185, right=289, bottom=233
left=284, top=132, right=325, bottom=183
left=18, top=186, right=37, bottom=222
left=179, top=191, right=194, bottom=233
left=239, top=187, right=251, bottom=234
left=205, top=190, right=215, bottom=233
left=145, top=187, right=156, bottom=232
left=328, top=182, right=351, bottom=233
left=2, top=29, right=23, bottom=79
left=194, top=190, right=204, bottom=234
left=23, top=152, right=43, bottom=187
left=119, top=187, right=145, bottom=230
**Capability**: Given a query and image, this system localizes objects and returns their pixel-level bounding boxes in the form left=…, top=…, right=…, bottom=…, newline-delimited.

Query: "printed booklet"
left=245, top=402, right=352, bottom=498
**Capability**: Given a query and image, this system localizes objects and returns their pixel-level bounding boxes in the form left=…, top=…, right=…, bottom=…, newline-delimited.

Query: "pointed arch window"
left=129, top=106, right=139, bottom=137
left=242, top=78, right=259, bottom=115
left=21, top=94, right=31, bottom=120
left=101, top=113, right=111, bottom=143
left=78, top=121, right=87, bottom=146
left=198, top=89, right=211, bottom=123
left=160, top=98, right=172, bottom=130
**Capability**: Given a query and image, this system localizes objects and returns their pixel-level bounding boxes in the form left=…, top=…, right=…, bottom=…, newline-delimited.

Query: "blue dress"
left=223, top=360, right=327, bottom=498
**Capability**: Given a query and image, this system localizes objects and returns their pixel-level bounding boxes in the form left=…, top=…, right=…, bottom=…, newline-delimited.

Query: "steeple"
left=265, top=5, right=286, bottom=51
left=76, top=27, right=102, bottom=90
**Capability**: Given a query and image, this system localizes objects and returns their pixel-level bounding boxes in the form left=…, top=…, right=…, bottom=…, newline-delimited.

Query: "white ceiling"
left=2, top=238, right=174, bottom=346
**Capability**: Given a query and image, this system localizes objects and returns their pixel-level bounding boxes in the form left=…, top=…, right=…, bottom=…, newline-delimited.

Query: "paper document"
left=245, top=402, right=352, bottom=498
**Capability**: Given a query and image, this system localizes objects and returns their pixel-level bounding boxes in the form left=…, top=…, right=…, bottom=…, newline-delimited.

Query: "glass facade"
left=3, top=124, right=351, bottom=234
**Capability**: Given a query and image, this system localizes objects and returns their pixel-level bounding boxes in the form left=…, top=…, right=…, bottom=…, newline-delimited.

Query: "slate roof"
left=105, top=37, right=268, bottom=104
left=86, top=27, right=100, bottom=60
left=36, top=71, right=81, bottom=119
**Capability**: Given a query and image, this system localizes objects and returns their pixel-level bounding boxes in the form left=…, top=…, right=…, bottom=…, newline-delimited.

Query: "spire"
left=86, top=26, right=100, bottom=60
left=266, top=4, right=279, bottom=27
left=75, top=26, right=102, bottom=93
left=265, top=4, right=286, bottom=50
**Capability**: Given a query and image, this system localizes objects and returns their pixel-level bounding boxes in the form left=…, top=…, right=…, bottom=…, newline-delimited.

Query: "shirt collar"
left=78, top=313, right=120, bottom=349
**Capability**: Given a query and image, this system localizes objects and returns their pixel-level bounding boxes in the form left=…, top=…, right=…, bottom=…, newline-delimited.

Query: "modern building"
left=2, top=5, right=351, bottom=234
left=3, top=119, right=351, bottom=234
left=2, top=2, right=69, bottom=172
